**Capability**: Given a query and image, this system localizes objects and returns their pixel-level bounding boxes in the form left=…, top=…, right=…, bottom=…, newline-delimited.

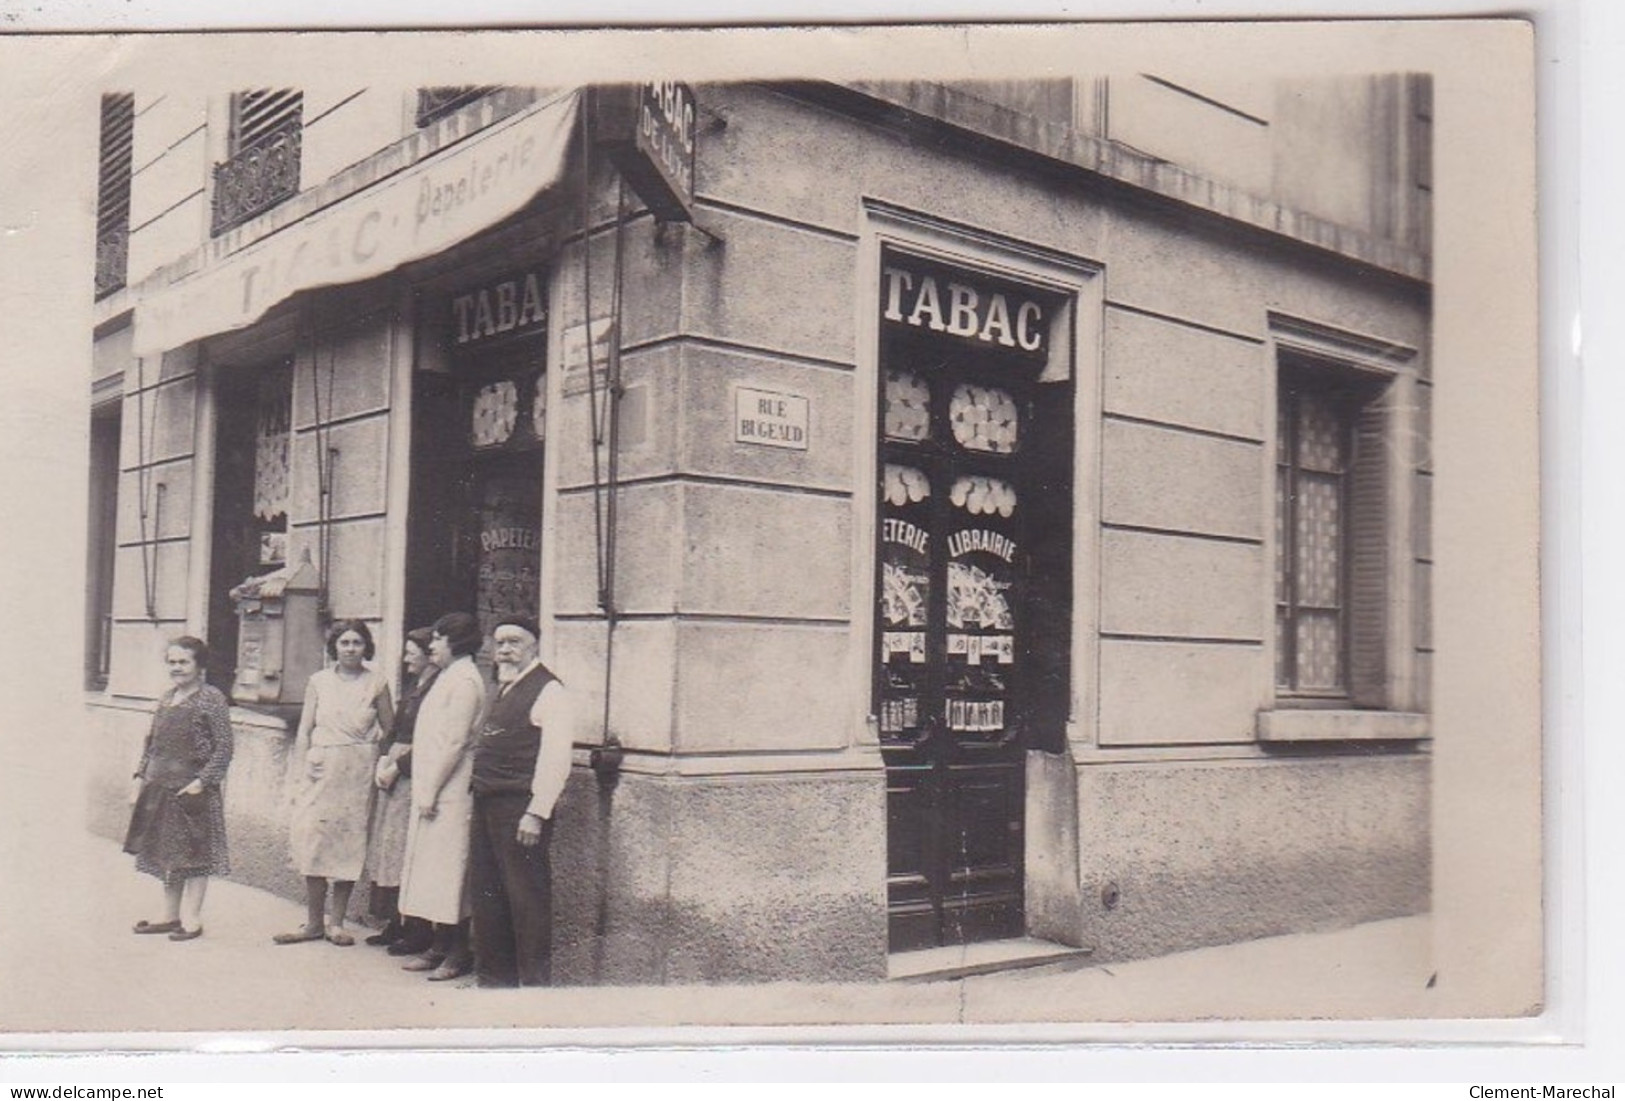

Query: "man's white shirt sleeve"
left=525, top=680, right=573, bottom=820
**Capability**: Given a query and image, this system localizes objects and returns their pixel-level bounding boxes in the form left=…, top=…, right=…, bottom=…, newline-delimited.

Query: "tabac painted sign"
left=880, top=257, right=1050, bottom=361
left=451, top=270, right=548, bottom=347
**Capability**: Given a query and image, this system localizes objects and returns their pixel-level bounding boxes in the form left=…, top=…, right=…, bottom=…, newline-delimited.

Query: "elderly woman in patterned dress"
left=124, top=636, right=234, bottom=942
left=275, top=619, right=395, bottom=947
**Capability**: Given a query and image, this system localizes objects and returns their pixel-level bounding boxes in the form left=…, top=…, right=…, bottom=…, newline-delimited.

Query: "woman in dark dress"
left=124, top=636, right=234, bottom=942
left=363, top=627, right=438, bottom=951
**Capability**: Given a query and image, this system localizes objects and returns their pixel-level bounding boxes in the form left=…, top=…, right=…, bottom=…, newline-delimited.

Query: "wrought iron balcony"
left=211, top=116, right=302, bottom=236
left=94, top=222, right=128, bottom=300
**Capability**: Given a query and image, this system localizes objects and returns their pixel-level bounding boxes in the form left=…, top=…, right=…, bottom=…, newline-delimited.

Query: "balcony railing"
left=94, top=222, right=128, bottom=300
left=211, top=116, right=302, bottom=236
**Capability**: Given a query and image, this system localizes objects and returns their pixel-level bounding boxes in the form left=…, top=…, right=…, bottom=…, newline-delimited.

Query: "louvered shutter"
left=1346, top=388, right=1391, bottom=707
left=95, top=93, right=134, bottom=299
left=97, top=94, right=134, bottom=233
left=232, top=89, right=302, bottom=151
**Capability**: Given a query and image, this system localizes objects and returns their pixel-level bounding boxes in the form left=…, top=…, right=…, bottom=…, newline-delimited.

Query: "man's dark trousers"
left=469, top=791, right=553, bottom=987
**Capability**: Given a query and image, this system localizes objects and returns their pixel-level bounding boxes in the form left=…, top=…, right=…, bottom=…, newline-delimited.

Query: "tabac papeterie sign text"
left=880, top=258, right=1050, bottom=359
left=132, top=93, right=579, bottom=358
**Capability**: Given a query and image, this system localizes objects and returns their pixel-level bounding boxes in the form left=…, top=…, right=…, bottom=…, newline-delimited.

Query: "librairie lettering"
left=948, top=528, right=1017, bottom=562
left=453, top=271, right=547, bottom=345
left=882, top=262, right=1047, bottom=356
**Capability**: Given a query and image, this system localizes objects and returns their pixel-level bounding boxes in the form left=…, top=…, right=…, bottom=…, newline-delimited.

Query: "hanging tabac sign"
left=591, top=82, right=697, bottom=223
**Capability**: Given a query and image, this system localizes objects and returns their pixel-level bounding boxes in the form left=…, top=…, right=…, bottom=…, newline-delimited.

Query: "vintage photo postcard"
left=0, top=19, right=1541, bottom=1041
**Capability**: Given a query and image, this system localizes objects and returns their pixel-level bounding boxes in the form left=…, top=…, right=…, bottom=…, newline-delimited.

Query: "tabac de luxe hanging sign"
left=880, top=257, right=1050, bottom=362
left=591, top=82, right=697, bottom=223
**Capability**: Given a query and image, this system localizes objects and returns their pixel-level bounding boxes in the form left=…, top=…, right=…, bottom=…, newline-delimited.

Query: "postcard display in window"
left=410, top=270, right=549, bottom=645
left=874, top=253, right=1071, bottom=951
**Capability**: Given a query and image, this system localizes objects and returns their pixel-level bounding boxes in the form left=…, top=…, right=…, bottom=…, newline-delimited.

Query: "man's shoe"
left=401, top=952, right=445, bottom=972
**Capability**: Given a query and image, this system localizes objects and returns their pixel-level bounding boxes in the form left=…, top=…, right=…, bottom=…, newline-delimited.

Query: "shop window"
left=84, top=408, right=121, bottom=689
left=416, top=86, right=502, bottom=127
left=1262, top=344, right=1428, bottom=742
left=251, top=371, right=292, bottom=568
left=872, top=249, right=1075, bottom=950
left=211, top=89, right=303, bottom=235
left=207, top=361, right=293, bottom=689
left=95, top=93, right=134, bottom=300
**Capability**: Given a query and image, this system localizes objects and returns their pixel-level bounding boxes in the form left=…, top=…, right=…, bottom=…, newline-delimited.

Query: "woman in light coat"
left=396, top=611, right=486, bottom=981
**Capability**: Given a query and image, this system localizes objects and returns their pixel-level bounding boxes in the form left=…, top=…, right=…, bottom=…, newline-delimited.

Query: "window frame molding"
left=1259, top=311, right=1427, bottom=743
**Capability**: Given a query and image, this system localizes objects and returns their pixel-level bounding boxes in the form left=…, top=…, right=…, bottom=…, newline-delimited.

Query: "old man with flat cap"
left=469, top=615, right=572, bottom=987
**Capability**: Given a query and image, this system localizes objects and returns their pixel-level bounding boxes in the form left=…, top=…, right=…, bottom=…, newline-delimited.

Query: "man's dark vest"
left=473, top=662, right=558, bottom=796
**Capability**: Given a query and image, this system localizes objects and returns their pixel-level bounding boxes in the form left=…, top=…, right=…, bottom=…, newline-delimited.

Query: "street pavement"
left=0, top=831, right=1437, bottom=1041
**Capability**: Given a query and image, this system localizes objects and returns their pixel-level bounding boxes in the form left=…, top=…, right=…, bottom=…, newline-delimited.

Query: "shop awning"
left=130, top=89, right=580, bottom=359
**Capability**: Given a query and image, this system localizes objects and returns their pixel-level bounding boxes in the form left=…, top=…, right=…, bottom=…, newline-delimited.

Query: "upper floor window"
left=416, top=86, right=501, bottom=127
left=211, top=89, right=303, bottom=236
left=95, top=93, right=134, bottom=300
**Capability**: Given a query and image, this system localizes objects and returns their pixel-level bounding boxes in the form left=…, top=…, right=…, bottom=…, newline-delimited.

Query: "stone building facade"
left=85, top=75, right=1432, bottom=982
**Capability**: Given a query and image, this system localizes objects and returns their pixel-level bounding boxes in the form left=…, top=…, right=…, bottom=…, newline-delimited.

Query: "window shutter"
left=232, top=89, right=303, bottom=152
left=95, top=93, right=135, bottom=299
left=1346, top=390, right=1390, bottom=707
left=97, top=94, right=135, bottom=233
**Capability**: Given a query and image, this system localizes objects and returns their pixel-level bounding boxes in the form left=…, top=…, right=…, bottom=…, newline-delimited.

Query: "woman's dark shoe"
left=168, top=926, right=203, bottom=942
left=364, top=919, right=402, bottom=947
left=133, top=919, right=182, bottom=935
left=386, top=928, right=434, bottom=957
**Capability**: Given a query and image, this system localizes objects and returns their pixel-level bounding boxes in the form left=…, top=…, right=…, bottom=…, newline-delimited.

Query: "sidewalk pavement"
left=0, top=831, right=1438, bottom=1039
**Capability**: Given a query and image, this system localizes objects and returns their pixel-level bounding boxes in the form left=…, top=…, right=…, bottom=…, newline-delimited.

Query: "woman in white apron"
left=276, top=619, right=394, bottom=947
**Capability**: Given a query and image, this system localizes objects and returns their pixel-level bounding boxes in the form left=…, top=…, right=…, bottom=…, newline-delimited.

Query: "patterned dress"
left=287, top=666, right=389, bottom=881
left=123, top=684, right=234, bottom=883
left=362, top=665, right=438, bottom=889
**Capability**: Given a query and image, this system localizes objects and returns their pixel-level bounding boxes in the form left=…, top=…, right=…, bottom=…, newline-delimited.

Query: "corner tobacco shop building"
left=84, top=77, right=1433, bottom=981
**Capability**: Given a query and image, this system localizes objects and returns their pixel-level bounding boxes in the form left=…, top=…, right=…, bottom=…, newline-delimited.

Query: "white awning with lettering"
left=131, top=90, right=579, bottom=358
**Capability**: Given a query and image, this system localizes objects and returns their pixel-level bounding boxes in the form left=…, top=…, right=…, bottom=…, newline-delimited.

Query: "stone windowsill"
left=1256, top=709, right=1429, bottom=743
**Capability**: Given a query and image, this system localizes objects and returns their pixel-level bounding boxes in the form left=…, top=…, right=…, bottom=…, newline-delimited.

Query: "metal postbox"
left=229, top=550, right=323, bottom=709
